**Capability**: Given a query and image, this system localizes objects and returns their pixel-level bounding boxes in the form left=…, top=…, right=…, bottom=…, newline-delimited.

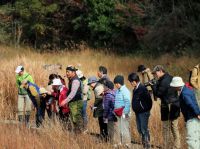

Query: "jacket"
left=103, top=90, right=116, bottom=122
left=132, top=83, right=152, bottom=113
left=59, top=86, right=70, bottom=114
left=190, top=64, right=200, bottom=89
left=93, top=83, right=104, bottom=118
left=180, top=86, right=200, bottom=122
left=152, top=73, right=180, bottom=121
left=114, top=85, right=131, bottom=115
left=16, top=72, right=34, bottom=95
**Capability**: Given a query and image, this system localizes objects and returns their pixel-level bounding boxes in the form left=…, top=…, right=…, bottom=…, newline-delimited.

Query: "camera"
left=144, top=78, right=157, bottom=87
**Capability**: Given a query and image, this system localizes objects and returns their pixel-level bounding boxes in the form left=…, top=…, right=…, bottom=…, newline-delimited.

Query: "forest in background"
left=0, top=0, right=200, bottom=55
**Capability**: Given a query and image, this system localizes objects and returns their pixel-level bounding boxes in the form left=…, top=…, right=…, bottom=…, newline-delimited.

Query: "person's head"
left=104, top=80, right=114, bottom=92
left=52, top=78, right=63, bottom=91
left=170, top=76, right=185, bottom=91
left=128, top=73, right=140, bottom=88
left=114, top=75, right=124, bottom=89
left=87, top=76, right=98, bottom=89
left=15, top=65, right=24, bottom=76
left=97, top=66, right=107, bottom=78
left=152, top=65, right=166, bottom=79
left=66, top=65, right=77, bottom=79
left=137, top=65, right=146, bottom=74
left=48, top=74, right=58, bottom=85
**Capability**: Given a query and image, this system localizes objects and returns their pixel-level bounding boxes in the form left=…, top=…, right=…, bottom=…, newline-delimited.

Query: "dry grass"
left=0, top=45, right=198, bottom=148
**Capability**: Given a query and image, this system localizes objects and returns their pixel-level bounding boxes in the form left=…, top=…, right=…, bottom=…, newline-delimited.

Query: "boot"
left=25, top=115, right=30, bottom=128
left=18, top=115, right=23, bottom=123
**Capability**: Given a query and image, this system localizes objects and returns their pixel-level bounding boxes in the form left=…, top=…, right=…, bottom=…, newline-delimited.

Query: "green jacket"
left=16, top=72, right=34, bottom=95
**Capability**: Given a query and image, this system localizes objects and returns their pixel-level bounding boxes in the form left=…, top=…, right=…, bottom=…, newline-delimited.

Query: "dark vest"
left=67, top=76, right=82, bottom=102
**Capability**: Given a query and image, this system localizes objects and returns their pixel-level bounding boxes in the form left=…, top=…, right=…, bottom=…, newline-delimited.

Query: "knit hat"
left=88, top=76, right=98, bottom=85
left=114, top=75, right=124, bottom=85
left=104, top=81, right=114, bottom=90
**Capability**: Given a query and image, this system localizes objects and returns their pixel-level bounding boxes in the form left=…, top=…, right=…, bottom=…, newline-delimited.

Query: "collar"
left=135, top=82, right=140, bottom=90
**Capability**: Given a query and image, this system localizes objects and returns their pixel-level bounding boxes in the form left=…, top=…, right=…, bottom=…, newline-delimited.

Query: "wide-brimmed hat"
left=88, top=76, right=98, bottom=85
left=52, top=78, right=62, bottom=86
left=170, top=77, right=185, bottom=87
left=39, top=87, right=48, bottom=94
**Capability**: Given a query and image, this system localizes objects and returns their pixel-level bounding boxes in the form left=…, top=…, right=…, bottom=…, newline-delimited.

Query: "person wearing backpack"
left=97, top=66, right=110, bottom=85
left=190, top=64, right=200, bottom=107
left=15, top=65, right=34, bottom=126
left=170, top=77, right=200, bottom=149
left=128, top=73, right=152, bottom=149
left=20, top=80, right=43, bottom=127
left=76, top=70, right=91, bottom=133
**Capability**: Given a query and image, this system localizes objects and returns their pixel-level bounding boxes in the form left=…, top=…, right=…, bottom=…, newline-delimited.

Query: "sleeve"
left=16, top=77, right=20, bottom=88
left=93, top=85, right=104, bottom=107
left=123, top=89, right=131, bottom=114
left=190, top=67, right=198, bottom=89
left=66, top=80, right=80, bottom=103
left=82, top=84, right=89, bottom=101
left=184, top=94, right=200, bottom=115
left=103, top=96, right=109, bottom=119
left=27, top=75, right=34, bottom=83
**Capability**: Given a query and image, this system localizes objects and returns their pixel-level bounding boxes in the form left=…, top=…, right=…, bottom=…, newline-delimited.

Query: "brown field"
left=0, top=45, right=198, bottom=149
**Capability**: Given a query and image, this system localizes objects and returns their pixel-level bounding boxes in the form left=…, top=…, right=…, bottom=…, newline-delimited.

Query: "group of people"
left=15, top=64, right=200, bottom=149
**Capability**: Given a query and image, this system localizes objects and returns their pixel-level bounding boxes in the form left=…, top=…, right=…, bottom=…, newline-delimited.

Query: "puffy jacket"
left=152, top=73, right=180, bottom=121
left=180, top=86, right=200, bottom=122
left=103, top=90, right=116, bottom=121
left=16, top=72, right=34, bottom=95
left=132, top=83, right=152, bottom=113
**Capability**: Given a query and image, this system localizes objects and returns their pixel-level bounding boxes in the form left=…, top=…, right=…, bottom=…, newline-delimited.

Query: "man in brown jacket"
left=190, top=64, right=200, bottom=106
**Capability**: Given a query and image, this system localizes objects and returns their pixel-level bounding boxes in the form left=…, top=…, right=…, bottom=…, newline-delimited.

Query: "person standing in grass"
left=128, top=73, right=152, bottom=149
left=15, top=65, right=34, bottom=126
left=76, top=69, right=91, bottom=133
left=60, top=65, right=83, bottom=133
left=88, top=76, right=108, bottom=139
left=97, top=66, right=110, bottom=85
left=170, top=77, right=200, bottom=149
left=190, top=64, right=200, bottom=107
left=151, top=65, right=180, bottom=149
left=102, top=81, right=117, bottom=144
left=113, top=75, right=131, bottom=148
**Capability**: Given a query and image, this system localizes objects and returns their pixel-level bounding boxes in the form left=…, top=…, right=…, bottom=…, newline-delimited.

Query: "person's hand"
left=60, top=100, right=67, bottom=107
left=197, top=115, right=200, bottom=120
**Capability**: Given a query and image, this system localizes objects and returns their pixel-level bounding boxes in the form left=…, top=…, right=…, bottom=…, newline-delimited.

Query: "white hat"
left=52, top=78, right=62, bottom=86
left=76, top=70, right=84, bottom=78
left=15, top=65, right=24, bottom=73
left=170, top=77, right=185, bottom=87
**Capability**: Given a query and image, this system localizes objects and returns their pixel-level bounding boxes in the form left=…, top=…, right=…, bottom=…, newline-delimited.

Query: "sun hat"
left=170, top=77, right=185, bottom=87
left=52, top=78, right=63, bottom=86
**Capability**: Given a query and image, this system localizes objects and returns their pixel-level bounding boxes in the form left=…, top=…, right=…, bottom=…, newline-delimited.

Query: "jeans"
left=186, top=118, right=200, bottom=149
left=36, top=107, right=44, bottom=127
left=135, top=111, right=150, bottom=148
left=82, top=100, right=88, bottom=130
left=162, top=119, right=180, bottom=149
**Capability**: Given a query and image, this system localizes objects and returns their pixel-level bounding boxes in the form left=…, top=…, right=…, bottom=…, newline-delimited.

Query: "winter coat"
left=180, top=86, right=200, bottom=122
left=132, top=83, right=152, bottom=113
left=114, top=85, right=131, bottom=115
left=152, top=73, right=180, bottom=121
left=103, top=90, right=116, bottom=122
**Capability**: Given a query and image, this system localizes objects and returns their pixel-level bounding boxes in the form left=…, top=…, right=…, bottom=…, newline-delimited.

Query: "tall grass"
left=0, top=45, right=198, bottom=148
